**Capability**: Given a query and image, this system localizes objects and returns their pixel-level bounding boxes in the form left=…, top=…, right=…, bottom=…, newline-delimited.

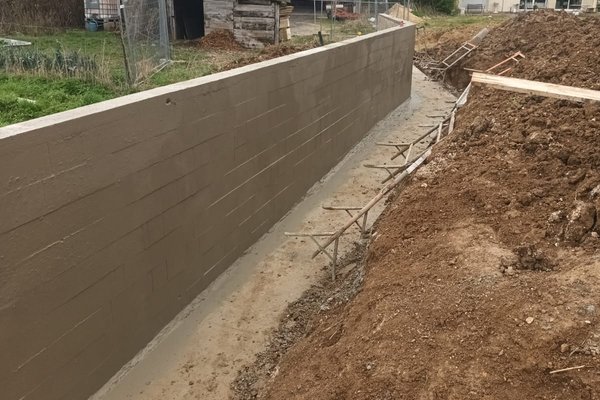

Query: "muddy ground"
left=234, top=10, right=600, bottom=400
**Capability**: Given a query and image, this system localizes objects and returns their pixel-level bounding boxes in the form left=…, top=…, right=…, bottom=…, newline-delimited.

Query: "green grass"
left=0, top=74, right=119, bottom=126
left=6, top=29, right=218, bottom=87
left=314, top=17, right=377, bottom=42
left=0, top=26, right=361, bottom=127
left=421, top=14, right=509, bottom=30
left=0, top=29, right=224, bottom=126
left=147, top=45, right=213, bottom=87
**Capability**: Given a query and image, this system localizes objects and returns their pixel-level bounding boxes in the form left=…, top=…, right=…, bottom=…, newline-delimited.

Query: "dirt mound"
left=255, top=87, right=600, bottom=399
left=387, top=3, right=424, bottom=24
left=232, top=244, right=367, bottom=400
left=416, top=23, right=483, bottom=53
left=445, top=11, right=600, bottom=89
left=234, top=11, right=600, bottom=400
left=197, top=29, right=243, bottom=51
left=414, top=16, right=507, bottom=56
left=221, top=40, right=318, bottom=70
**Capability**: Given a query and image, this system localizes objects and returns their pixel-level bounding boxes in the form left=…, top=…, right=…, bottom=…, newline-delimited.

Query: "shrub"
left=409, top=0, right=458, bottom=15
left=0, top=46, right=100, bottom=80
left=0, top=0, right=84, bottom=32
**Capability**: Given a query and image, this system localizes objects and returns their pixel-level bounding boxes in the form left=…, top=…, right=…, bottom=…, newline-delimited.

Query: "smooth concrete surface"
left=90, top=67, right=456, bottom=400
left=378, top=13, right=405, bottom=30
left=0, top=25, right=414, bottom=400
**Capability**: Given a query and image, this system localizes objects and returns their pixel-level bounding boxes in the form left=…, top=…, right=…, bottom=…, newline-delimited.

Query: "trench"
left=90, top=68, right=456, bottom=400
left=1, top=26, right=423, bottom=400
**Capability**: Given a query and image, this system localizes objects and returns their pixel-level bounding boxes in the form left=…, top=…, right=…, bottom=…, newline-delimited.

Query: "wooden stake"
left=549, top=365, right=586, bottom=375
left=312, top=148, right=432, bottom=259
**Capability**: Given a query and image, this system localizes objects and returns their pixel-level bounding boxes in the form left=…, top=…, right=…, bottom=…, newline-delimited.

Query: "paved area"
left=90, top=68, right=456, bottom=400
left=290, top=12, right=321, bottom=36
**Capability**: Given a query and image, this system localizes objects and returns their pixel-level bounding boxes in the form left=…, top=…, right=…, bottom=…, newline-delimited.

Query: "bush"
left=434, top=0, right=457, bottom=14
left=0, top=0, right=84, bottom=32
left=409, top=0, right=458, bottom=15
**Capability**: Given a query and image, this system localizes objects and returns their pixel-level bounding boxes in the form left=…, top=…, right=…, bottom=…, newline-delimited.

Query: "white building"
left=460, top=0, right=598, bottom=13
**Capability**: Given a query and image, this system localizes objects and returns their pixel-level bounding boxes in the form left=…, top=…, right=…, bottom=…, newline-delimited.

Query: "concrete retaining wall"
left=0, top=25, right=415, bottom=400
left=377, top=13, right=405, bottom=30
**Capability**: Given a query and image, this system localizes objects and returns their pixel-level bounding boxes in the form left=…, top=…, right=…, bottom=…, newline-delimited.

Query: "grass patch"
left=0, top=47, right=101, bottom=80
left=146, top=45, right=213, bottom=87
left=314, top=17, right=377, bottom=42
left=422, top=14, right=509, bottom=30
left=0, top=24, right=365, bottom=127
left=9, top=30, right=124, bottom=67
left=0, top=30, right=226, bottom=126
left=0, top=74, right=120, bottom=126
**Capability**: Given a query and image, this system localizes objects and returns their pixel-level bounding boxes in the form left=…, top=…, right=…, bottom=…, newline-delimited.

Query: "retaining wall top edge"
left=378, top=13, right=414, bottom=25
left=0, top=24, right=412, bottom=140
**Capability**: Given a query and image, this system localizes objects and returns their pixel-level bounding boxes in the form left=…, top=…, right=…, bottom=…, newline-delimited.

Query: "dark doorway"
left=174, top=0, right=204, bottom=39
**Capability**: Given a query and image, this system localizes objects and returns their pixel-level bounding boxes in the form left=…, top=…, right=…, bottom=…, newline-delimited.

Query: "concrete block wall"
left=0, top=25, right=415, bottom=400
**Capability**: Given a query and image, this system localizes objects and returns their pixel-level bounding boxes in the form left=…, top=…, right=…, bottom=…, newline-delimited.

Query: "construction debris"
left=284, top=111, right=457, bottom=281
left=419, top=28, right=488, bottom=80
left=1, top=38, right=31, bottom=47
left=465, top=51, right=525, bottom=76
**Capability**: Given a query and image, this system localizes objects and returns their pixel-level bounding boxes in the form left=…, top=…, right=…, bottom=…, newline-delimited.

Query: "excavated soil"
left=197, top=30, right=243, bottom=51
left=418, top=11, right=600, bottom=90
left=234, top=10, right=600, bottom=400
left=197, top=30, right=318, bottom=73
left=232, top=243, right=367, bottom=400
left=415, top=21, right=495, bottom=54
left=220, top=40, right=319, bottom=70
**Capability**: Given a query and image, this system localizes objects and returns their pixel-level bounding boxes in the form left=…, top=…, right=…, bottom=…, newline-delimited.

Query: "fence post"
left=118, top=0, right=133, bottom=86
left=158, top=0, right=170, bottom=61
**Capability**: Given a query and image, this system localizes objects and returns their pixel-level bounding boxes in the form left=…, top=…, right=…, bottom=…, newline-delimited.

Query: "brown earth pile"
left=415, top=22, right=493, bottom=53
left=198, top=30, right=244, bottom=51
left=439, top=11, right=600, bottom=90
left=238, top=11, right=600, bottom=400
left=220, top=40, right=319, bottom=70
left=199, top=33, right=317, bottom=73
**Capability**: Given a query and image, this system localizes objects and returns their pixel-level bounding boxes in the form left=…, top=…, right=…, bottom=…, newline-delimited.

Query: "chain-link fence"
left=296, top=1, right=412, bottom=43
left=120, top=0, right=170, bottom=85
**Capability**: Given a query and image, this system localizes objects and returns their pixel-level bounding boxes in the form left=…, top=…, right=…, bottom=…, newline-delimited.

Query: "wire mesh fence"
left=120, top=0, right=170, bottom=85
left=299, top=1, right=409, bottom=42
left=85, top=0, right=120, bottom=20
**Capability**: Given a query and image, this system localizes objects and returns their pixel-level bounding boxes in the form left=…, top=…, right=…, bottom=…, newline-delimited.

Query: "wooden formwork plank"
left=471, top=72, right=600, bottom=103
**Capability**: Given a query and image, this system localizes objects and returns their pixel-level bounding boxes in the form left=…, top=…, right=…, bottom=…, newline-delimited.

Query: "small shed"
left=166, top=0, right=288, bottom=47
left=83, top=0, right=288, bottom=48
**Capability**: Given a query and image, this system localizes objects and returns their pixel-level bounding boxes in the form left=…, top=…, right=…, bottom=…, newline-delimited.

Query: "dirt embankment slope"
left=419, top=11, right=600, bottom=90
left=245, top=11, right=600, bottom=400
